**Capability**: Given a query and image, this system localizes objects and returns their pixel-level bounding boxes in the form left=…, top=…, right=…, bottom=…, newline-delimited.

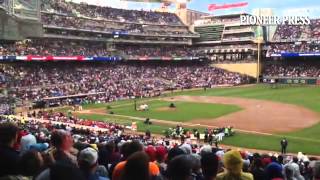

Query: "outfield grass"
left=109, top=100, right=241, bottom=122
left=73, top=85, right=320, bottom=155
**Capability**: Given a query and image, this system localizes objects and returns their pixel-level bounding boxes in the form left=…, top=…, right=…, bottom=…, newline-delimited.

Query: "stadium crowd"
left=0, top=41, right=199, bottom=57
left=118, top=46, right=199, bottom=57
left=267, top=42, right=320, bottom=54
left=272, top=20, right=320, bottom=41
left=1, top=62, right=250, bottom=104
left=0, top=40, right=112, bottom=57
left=41, top=0, right=183, bottom=26
left=41, top=13, right=192, bottom=37
left=0, top=113, right=320, bottom=180
left=272, top=25, right=304, bottom=41
left=263, top=61, right=320, bottom=77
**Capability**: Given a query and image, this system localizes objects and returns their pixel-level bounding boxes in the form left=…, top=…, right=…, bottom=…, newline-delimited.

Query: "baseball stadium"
left=1, top=0, right=320, bottom=179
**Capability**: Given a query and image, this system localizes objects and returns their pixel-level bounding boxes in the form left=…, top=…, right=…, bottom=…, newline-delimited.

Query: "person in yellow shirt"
left=216, top=150, right=253, bottom=180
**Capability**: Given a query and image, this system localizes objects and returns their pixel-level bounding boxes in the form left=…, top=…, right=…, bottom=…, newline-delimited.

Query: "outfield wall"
left=211, top=63, right=258, bottom=77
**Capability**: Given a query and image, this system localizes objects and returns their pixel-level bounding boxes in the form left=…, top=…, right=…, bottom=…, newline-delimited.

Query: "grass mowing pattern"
left=110, top=100, right=242, bottom=122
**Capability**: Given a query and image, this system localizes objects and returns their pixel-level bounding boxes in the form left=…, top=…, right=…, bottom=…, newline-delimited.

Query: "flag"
left=208, top=2, right=248, bottom=11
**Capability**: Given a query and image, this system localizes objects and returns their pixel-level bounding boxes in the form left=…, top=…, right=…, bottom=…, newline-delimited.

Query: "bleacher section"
left=267, top=18, right=320, bottom=57
left=194, top=25, right=224, bottom=42
left=194, top=14, right=256, bottom=45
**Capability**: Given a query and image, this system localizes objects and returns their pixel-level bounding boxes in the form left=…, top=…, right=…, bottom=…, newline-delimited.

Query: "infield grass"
left=108, top=100, right=241, bottom=122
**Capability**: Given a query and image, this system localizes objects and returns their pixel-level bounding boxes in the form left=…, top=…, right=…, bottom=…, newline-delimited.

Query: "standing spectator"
left=281, top=138, right=288, bottom=154
left=216, top=150, right=254, bottom=180
left=0, top=123, right=20, bottom=177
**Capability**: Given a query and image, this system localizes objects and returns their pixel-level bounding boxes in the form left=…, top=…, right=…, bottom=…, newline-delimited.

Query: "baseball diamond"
left=1, top=0, right=320, bottom=180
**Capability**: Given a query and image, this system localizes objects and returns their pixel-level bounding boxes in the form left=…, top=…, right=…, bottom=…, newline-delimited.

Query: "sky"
left=69, top=0, right=320, bottom=18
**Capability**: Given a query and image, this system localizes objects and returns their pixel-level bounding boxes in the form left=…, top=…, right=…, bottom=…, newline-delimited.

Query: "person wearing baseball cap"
left=78, top=147, right=109, bottom=180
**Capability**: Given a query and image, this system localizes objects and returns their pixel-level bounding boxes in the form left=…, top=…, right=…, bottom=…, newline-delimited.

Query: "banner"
left=208, top=2, right=248, bottom=11
left=139, top=57, right=149, bottom=61
left=270, top=53, right=320, bottom=57
left=162, top=57, right=172, bottom=61
left=0, top=56, right=200, bottom=62
left=24, top=56, right=85, bottom=61
left=92, top=57, right=121, bottom=61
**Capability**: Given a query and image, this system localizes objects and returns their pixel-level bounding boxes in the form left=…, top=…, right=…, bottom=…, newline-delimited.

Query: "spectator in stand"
left=36, top=160, right=86, bottom=180
left=112, top=141, right=160, bottom=180
left=48, top=129, right=77, bottom=165
left=121, top=152, right=151, bottom=180
left=314, top=161, right=320, bottom=180
left=216, top=150, right=254, bottom=180
left=78, top=147, right=109, bottom=180
left=17, top=150, right=44, bottom=179
left=0, top=123, right=20, bottom=177
left=0, top=114, right=319, bottom=180
left=201, top=153, right=219, bottom=180
left=264, top=162, right=284, bottom=180
left=249, top=155, right=266, bottom=180
left=0, top=62, right=251, bottom=105
left=166, top=155, right=197, bottom=180
left=263, top=61, right=320, bottom=78
left=155, top=145, right=168, bottom=174
left=41, top=0, right=183, bottom=26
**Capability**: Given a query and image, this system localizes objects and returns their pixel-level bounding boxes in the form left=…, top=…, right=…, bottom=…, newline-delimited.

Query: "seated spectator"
left=216, top=150, right=254, bottom=180
left=78, top=147, right=109, bottom=180
left=46, top=129, right=77, bottom=165
left=36, top=160, right=86, bottom=180
left=18, top=150, right=44, bottom=178
left=112, top=141, right=160, bottom=180
left=166, top=147, right=185, bottom=163
left=201, top=153, right=219, bottom=180
left=265, top=162, right=284, bottom=180
left=121, top=152, right=152, bottom=180
left=166, top=154, right=198, bottom=180
left=314, top=161, right=320, bottom=180
left=20, top=131, right=37, bottom=154
left=249, top=156, right=266, bottom=180
left=155, top=145, right=168, bottom=173
left=0, top=123, right=20, bottom=177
